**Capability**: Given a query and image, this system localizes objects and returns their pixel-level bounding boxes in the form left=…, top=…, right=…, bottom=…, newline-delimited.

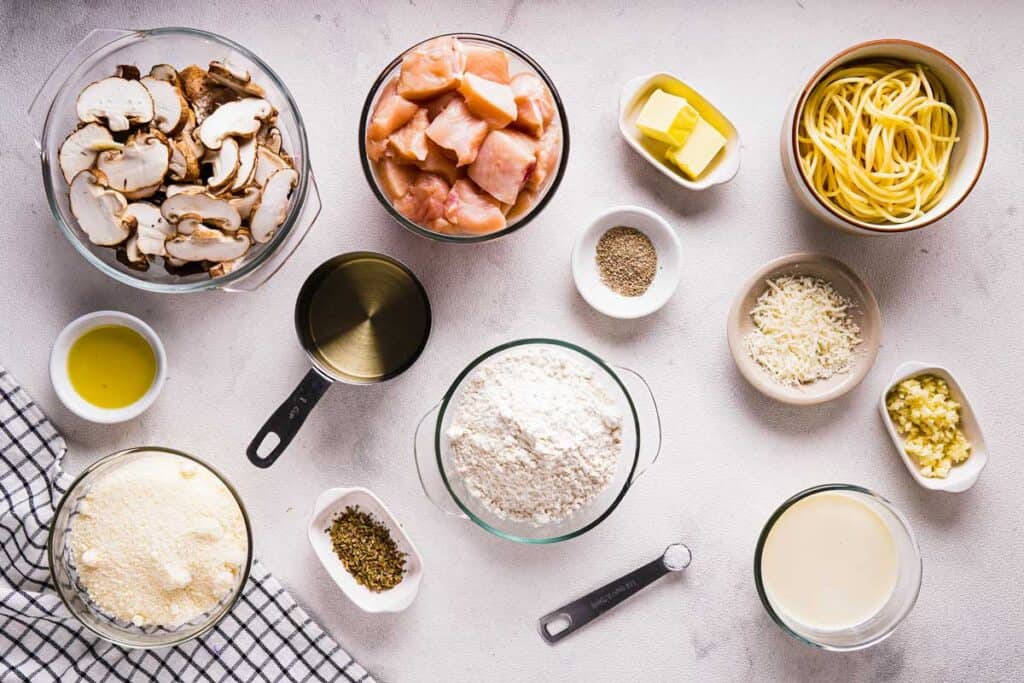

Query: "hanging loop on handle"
left=247, top=369, right=331, bottom=468
left=27, top=29, right=135, bottom=147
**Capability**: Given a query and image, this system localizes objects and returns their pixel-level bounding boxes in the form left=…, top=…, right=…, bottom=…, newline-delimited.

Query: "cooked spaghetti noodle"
left=798, top=62, right=959, bottom=225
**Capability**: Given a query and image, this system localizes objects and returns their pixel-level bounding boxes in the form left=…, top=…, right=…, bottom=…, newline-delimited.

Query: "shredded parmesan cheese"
left=744, top=275, right=861, bottom=385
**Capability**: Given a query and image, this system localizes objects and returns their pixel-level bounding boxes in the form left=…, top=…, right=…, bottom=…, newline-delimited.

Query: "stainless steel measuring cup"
left=246, top=252, right=431, bottom=468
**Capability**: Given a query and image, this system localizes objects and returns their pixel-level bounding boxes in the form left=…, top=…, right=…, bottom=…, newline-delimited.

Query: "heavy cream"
left=760, top=491, right=898, bottom=631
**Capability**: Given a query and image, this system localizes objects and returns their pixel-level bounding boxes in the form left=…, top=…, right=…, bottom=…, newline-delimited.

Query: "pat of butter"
left=635, top=89, right=699, bottom=146
left=666, top=117, right=726, bottom=179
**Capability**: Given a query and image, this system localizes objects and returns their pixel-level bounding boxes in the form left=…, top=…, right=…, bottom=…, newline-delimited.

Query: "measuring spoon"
left=538, top=542, right=692, bottom=644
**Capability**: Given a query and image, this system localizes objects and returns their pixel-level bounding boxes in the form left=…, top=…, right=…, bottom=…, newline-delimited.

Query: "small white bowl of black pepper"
left=572, top=206, right=681, bottom=319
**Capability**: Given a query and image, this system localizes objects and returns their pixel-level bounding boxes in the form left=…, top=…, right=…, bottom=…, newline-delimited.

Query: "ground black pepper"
left=595, top=226, right=657, bottom=297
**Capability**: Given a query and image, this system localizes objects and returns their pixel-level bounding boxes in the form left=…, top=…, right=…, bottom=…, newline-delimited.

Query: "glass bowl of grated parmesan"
left=47, top=447, right=253, bottom=649
left=414, top=338, right=662, bottom=543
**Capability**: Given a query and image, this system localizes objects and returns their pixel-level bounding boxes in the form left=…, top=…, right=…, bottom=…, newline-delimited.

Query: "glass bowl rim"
left=357, top=32, right=570, bottom=244
left=46, top=445, right=255, bottom=649
left=433, top=338, right=641, bottom=543
left=40, top=26, right=311, bottom=293
left=752, top=483, right=923, bottom=651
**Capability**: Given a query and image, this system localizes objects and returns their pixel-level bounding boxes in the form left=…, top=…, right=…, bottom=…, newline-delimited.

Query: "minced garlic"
left=886, top=375, right=971, bottom=478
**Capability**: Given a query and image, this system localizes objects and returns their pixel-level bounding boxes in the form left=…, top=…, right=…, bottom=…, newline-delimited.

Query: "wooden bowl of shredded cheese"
left=727, top=253, right=881, bottom=405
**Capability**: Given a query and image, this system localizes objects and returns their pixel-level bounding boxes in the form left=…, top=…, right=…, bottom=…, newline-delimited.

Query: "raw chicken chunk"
left=368, top=78, right=419, bottom=140
left=511, top=73, right=555, bottom=137
left=526, top=121, right=561, bottom=191
left=458, top=74, right=516, bottom=129
left=468, top=129, right=537, bottom=204
left=394, top=173, right=450, bottom=225
left=397, top=36, right=465, bottom=100
left=367, top=136, right=389, bottom=163
left=426, top=98, right=489, bottom=166
left=463, top=44, right=510, bottom=84
left=424, top=91, right=460, bottom=121
left=376, top=158, right=418, bottom=201
left=445, top=179, right=507, bottom=235
left=388, top=109, right=430, bottom=162
left=415, top=140, right=459, bottom=184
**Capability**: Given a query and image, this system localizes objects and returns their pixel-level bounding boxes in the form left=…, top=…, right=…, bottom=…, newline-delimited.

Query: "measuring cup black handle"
left=247, top=369, right=332, bottom=468
left=538, top=557, right=669, bottom=645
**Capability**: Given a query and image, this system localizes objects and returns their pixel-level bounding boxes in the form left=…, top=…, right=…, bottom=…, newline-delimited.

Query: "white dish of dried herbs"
left=308, top=486, right=423, bottom=613
left=572, top=206, right=681, bottom=319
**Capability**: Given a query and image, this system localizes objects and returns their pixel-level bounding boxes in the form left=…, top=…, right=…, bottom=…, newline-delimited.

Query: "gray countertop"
left=1, top=1, right=1021, bottom=680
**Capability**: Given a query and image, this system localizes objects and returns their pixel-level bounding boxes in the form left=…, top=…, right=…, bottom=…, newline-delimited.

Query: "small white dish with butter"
left=619, top=72, right=740, bottom=189
left=880, top=361, right=988, bottom=493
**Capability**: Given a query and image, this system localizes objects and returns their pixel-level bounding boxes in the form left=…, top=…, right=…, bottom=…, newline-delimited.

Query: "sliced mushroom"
left=124, top=234, right=144, bottom=262
left=196, top=98, right=274, bottom=149
left=231, top=137, right=258, bottom=192
left=148, top=64, right=180, bottom=86
left=168, top=138, right=199, bottom=181
left=58, top=123, right=122, bottom=183
left=179, top=65, right=235, bottom=121
left=209, top=257, right=243, bottom=278
left=208, top=61, right=266, bottom=97
left=141, top=76, right=189, bottom=135
left=227, top=186, right=260, bottom=221
left=161, top=192, right=241, bottom=232
left=203, top=137, right=240, bottom=193
left=165, top=226, right=251, bottom=262
left=123, top=181, right=164, bottom=200
left=258, top=124, right=282, bottom=153
left=76, top=77, right=154, bottom=132
left=124, top=202, right=174, bottom=256
left=96, top=132, right=169, bottom=196
left=249, top=167, right=297, bottom=243
left=114, top=64, right=141, bottom=81
left=253, top=145, right=290, bottom=186
left=164, top=183, right=206, bottom=197
left=68, top=169, right=130, bottom=246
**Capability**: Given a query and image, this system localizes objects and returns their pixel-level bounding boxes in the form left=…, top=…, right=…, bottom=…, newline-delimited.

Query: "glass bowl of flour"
left=47, top=447, right=253, bottom=648
left=414, top=338, right=661, bottom=543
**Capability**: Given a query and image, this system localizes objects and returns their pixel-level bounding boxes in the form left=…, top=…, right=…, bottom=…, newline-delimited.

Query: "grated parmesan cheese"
left=70, top=453, right=247, bottom=627
left=744, top=274, right=861, bottom=386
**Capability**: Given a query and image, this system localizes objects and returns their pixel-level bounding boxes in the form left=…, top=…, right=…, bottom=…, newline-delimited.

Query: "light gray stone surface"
left=1, top=1, right=1021, bottom=680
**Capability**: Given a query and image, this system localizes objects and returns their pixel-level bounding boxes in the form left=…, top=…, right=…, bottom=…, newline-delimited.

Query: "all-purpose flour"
left=447, top=346, right=623, bottom=525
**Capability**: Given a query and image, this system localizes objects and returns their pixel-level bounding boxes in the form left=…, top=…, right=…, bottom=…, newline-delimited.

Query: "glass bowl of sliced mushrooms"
left=29, top=27, right=320, bottom=293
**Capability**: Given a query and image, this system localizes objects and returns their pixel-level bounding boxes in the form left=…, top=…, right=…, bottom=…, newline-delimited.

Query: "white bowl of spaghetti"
left=781, top=39, right=988, bottom=235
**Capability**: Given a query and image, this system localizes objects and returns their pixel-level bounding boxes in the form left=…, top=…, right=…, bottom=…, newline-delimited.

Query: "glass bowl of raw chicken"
left=360, top=34, right=568, bottom=242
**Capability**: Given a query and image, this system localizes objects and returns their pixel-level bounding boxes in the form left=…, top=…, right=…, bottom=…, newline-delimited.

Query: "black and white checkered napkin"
left=0, top=367, right=374, bottom=682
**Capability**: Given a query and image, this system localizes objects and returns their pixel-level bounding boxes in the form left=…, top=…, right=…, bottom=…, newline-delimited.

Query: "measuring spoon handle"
left=538, top=557, right=669, bottom=644
left=247, top=369, right=331, bottom=468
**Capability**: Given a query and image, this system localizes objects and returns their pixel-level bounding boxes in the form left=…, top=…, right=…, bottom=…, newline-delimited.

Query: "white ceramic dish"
left=49, top=310, right=166, bottom=423
left=572, top=206, right=681, bottom=319
left=308, top=486, right=423, bottom=613
left=727, top=253, right=881, bottom=405
left=879, top=361, right=988, bottom=493
left=781, top=39, right=988, bottom=235
left=619, top=72, right=740, bottom=190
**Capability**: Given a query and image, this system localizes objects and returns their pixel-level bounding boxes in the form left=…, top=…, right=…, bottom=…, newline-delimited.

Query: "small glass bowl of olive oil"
left=50, top=311, right=166, bottom=423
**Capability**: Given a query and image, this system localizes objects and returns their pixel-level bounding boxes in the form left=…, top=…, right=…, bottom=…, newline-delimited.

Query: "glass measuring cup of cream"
left=754, top=485, right=922, bottom=651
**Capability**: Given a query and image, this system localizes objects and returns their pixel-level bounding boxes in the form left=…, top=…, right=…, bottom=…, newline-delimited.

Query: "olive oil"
left=67, top=325, right=156, bottom=409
